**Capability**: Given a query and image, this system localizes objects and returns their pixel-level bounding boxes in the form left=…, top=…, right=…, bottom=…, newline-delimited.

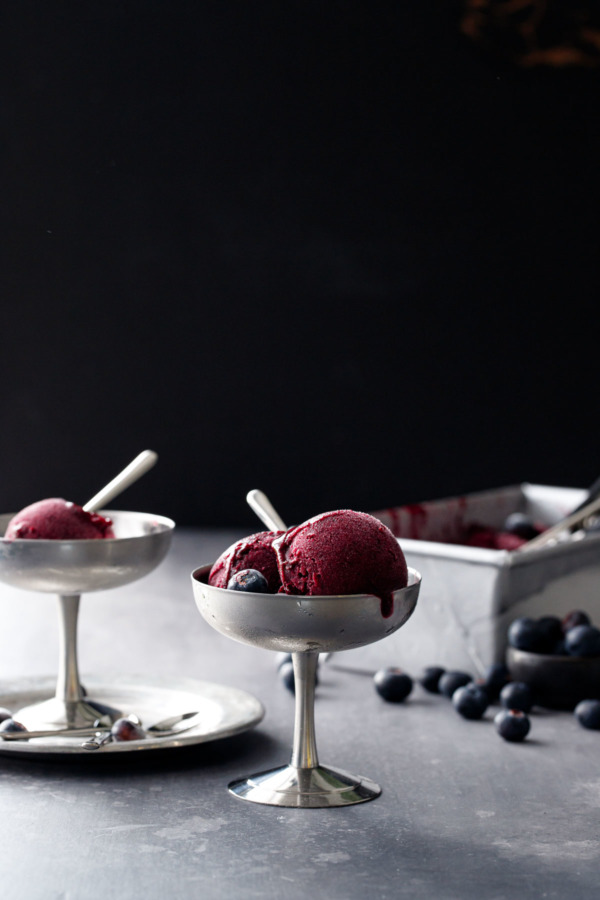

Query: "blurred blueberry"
left=452, top=684, right=489, bottom=720
left=278, top=660, right=319, bottom=694
left=507, top=617, right=540, bottom=652
left=562, top=610, right=591, bottom=633
left=503, top=512, right=540, bottom=541
left=507, top=617, right=556, bottom=653
left=480, top=663, right=511, bottom=700
left=500, top=681, right=533, bottom=713
left=565, top=625, right=600, bottom=658
left=494, top=709, right=530, bottom=742
left=0, top=708, right=12, bottom=724
left=279, top=661, right=296, bottom=694
left=574, top=699, right=600, bottom=730
left=0, top=718, right=28, bottom=734
left=374, top=668, right=413, bottom=703
left=439, top=670, right=472, bottom=699
left=418, top=666, right=446, bottom=694
left=537, top=616, right=563, bottom=650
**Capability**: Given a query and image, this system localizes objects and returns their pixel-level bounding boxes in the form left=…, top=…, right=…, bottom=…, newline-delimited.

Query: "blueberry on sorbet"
left=374, top=668, right=413, bottom=703
left=494, top=709, right=530, bottom=742
left=227, top=569, right=269, bottom=593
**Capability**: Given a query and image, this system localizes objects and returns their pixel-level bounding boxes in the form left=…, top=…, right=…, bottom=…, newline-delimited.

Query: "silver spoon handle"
left=520, top=492, right=600, bottom=552
left=83, top=450, right=158, bottom=513
left=246, top=489, right=287, bottom=531
left=0, top=727, right=102, bottom=740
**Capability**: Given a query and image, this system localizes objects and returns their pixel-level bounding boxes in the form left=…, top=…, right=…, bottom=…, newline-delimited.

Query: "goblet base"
left=14, top=696, right=123, bottom=731
left=228, top=763, right=381, bottom=808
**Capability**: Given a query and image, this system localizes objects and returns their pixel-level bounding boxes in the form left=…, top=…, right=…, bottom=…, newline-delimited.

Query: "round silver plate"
left=0, top=674, right=264, bottom=757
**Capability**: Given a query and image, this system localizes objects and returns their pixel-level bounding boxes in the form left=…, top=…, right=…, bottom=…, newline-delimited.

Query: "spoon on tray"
left=0, top=711, right=201, bottom=744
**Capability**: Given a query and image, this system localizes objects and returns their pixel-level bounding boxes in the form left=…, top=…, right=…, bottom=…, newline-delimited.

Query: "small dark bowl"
left=506, top=647, right=600, bottom=710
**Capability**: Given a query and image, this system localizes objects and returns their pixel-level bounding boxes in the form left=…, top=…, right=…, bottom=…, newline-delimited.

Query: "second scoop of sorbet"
left=208, top=530, right=284, bottom=592
left=274, top=510, right=408, bottom=609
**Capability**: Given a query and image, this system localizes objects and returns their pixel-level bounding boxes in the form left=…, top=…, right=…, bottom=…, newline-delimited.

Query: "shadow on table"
left=0, top=727, right=282, bottom=776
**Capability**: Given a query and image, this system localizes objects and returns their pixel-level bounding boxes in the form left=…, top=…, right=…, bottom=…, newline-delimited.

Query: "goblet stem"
left=56, top=594, right=84, bottom=705
left=290, top=651, right=319, bottom=769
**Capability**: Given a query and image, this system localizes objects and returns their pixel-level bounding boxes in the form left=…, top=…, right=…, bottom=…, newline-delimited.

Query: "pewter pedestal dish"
left=192, top=564, right=421, bottom=808
left=0, top=510, right=174, bottom=730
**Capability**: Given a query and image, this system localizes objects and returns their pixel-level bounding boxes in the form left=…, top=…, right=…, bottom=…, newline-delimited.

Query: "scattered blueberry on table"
left=452, top=683, right=489, bottom=720
left=574, top=699, right=600, bottom=730
left=499, top=681, right=533, bottom=713
left=418, top=666, right=446, bottom=694
left=279, top=661, right=296, bottom=694
left=374, top=668, right=413, bottom=703
left=479, top=662, right=511, bottom=701
left=438, top=670, right=472, bottom=699
left=494, top=709, right=531, bottom=742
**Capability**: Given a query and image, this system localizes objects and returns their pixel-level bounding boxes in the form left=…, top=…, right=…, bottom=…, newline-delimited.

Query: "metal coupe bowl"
left=0, top=510, right=175, bottom=594
left=191, top=564, right=421, bottom=654
left=506, top=646, right=600, bottom=710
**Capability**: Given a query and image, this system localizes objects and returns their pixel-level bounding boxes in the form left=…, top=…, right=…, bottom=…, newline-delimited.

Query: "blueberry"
left=494, top=709, right=530, bottom=742
left=110, top=718, right=145, bottom=742
left=452, top=683, right=489, bottom=720
left=278, top=660, right=319, bottom=694
left=227, top=569, right=269, bottom=593
left=574, top=699, right=600, bottom=730
left=374, top=668, right=413, bottom=703
left=503, top=512, right=540, bottom=541
left=507, top=617, right=553, bottom=653
left=565, top=624, right=600, bottom=658
left=562, top=610, right=591, bottom=633
left=537, top=616, right=563, bottom=649
left=279, top=661, right=296, bottom=693
left=418, top=666, right=446, bottom=694
left=0, top=718, right=28, bottom=734
left=552, top=638, right=568, bottom=656
left=439, top=670, right=472, bottom=699
left=480, top=663, right=510, bottom=701
left=500, top=681, right=533, bottom=713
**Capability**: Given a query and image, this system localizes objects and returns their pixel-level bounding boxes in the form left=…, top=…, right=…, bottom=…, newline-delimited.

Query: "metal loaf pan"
left=358, top=484, right=600, bottom=676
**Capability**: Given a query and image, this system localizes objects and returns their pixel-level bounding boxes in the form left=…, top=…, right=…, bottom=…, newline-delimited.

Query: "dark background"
left=1, top=1, right=598, bottom=528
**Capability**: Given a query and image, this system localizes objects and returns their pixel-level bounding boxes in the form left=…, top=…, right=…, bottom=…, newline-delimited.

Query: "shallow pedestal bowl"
left=192, top=564, right=421, bottom=808
left=0, top=510, right=175, bottom=729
